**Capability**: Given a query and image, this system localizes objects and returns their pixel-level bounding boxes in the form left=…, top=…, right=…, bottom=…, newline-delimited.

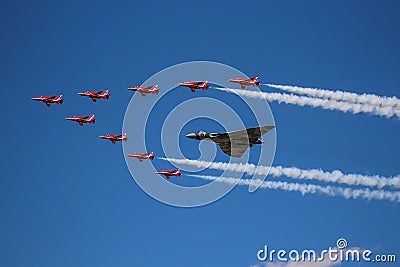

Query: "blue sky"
left=1, top=0, right=399, bottom=266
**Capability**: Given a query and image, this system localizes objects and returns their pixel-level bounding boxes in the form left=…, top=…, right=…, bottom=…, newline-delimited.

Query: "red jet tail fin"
left=121, top=133, right=128, bottom=142
left=88, top=114, right=95, bottom=123
left=202, top=81, right=209, bottom=90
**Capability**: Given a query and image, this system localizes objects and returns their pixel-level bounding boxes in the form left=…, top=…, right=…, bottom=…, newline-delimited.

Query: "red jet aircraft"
left=31, top=95, right=63, bottom=107
left=65, top=115, right=95, bottom=126
left=128, top=152, right=154, bottom=162
left=155, top=169, right=181, bottom=179
left=99, top=133, right=127, bottom=144
left=228, top=77, right=260, bottom=89
left=128, top=85, right=159, bottom=97
left=178, top=80, right=209, bottom=92
left=78, top=90, right=110, bottom=102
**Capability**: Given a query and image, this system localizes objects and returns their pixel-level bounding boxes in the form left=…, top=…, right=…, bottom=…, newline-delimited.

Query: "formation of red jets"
left=32, top=77, right=260, bottom=178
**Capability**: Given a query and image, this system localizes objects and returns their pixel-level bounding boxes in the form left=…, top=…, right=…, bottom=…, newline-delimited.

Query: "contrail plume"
left=215, top=87, right=400, bottom=119
left=265, top=83, right=400, bottom=109
left=189, top=174, right=400, bottom=203
left=159, top=158, right=400, bottom=189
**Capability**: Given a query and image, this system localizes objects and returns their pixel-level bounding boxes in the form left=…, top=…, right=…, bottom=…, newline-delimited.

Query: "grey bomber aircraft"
left=185, top=126, right=275, bottom=158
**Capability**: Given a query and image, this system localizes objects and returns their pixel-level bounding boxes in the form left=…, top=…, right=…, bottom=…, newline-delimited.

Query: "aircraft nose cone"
left=186, top=133, right=196, bottom=139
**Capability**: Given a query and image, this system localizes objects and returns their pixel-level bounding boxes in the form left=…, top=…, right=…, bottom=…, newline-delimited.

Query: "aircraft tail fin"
left=89, top=114, right=95, bottom=123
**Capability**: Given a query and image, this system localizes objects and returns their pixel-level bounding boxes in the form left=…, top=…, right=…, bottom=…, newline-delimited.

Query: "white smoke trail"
left=189, top=174, right=400, bottom=203
left=215, top=88, right=400, bottom=119
left=159, top=158, right=400, bottom=189
left=265, top=83, right=400, bottom=109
